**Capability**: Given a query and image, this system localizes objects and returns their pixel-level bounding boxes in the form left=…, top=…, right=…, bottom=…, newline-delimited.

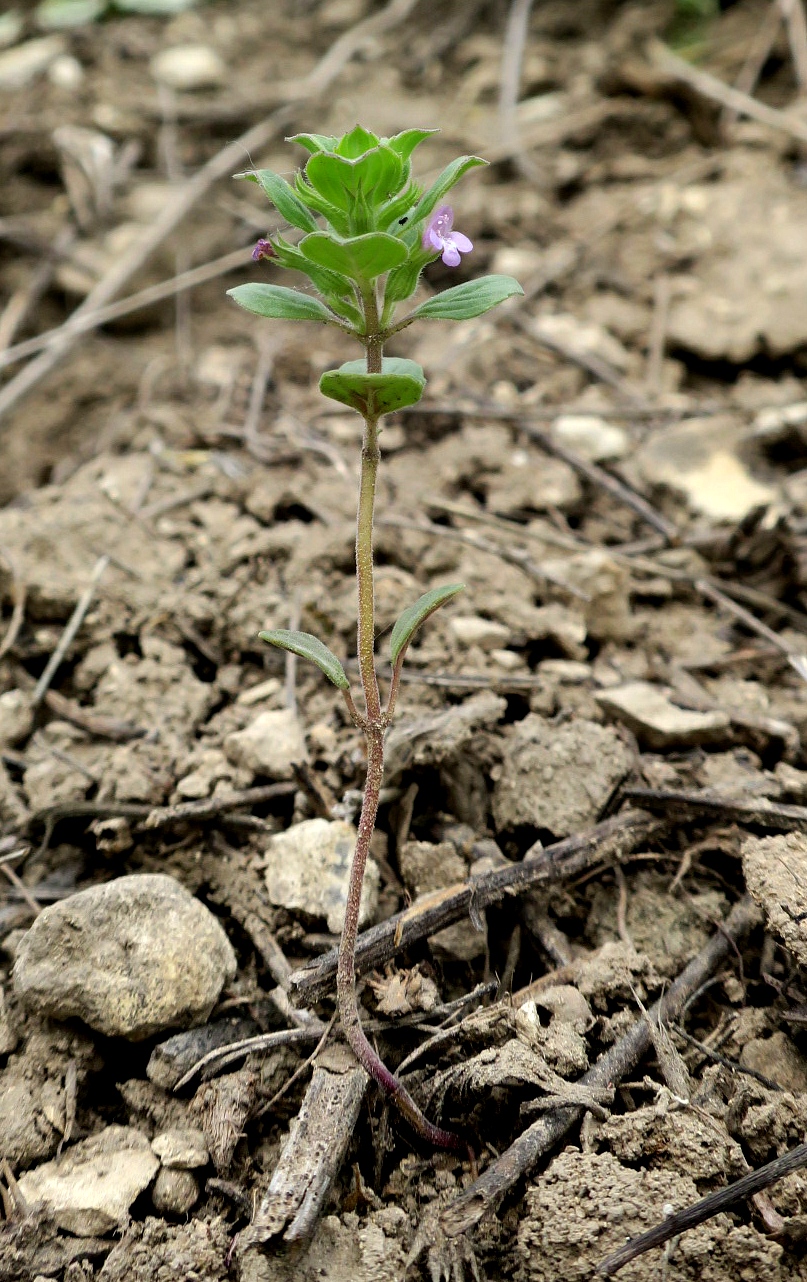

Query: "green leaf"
left=404, top=156, right=487, bottom=245
left=320, top=357, right=425, bottom=417
left=390, top=584, right=465, bottom=666
left=287, top=133, right=338, bottom=155
left=227, top=283, right=335, bottom=324
left=385, top=128, right=437, bottom=164
left=36, top=0, right=104, bottom=26
left=238, top=169, right=319, bottom=233
left=299, top=232, right=408, bottom=281
left=382, top=256, right=428, bottom=313
left=410, top=275, right=524, bottom=322
left=305, top=146, right=404, bottom=214
left=258, top=630, right=350, bottom=691
left=335, top=124, right=380, bottom=158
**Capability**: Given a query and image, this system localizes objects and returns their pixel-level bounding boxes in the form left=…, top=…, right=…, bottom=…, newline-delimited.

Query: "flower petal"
left=450, top=231, right=473, bottom=253
left=441, top=244, right=461, bottom=267
left=427, top=227, right=444, bottom=251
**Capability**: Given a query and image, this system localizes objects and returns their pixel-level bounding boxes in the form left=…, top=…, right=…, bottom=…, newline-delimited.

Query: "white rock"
left=551, top=414, right=628, bottom=462
left=151, top=1127, right=208, bottom=1169
left=151, top=1167, right=199, bottom=1215
left=635, top=415, right=776, bottom=522
left=0, top=36, right=65, bottom=90
left=449, top=615, right=510, bottom=649
left=0, top=689, right=33, bottom=746
left=13, top=874, right=237, bottom=1039
left=48, top=53, right=84, bottom=89
left=224, top=708, right=307, bottom=780
left=150, top=44, right=226, bottom=92
left=263, top=819, right=379, bottom=934
left=17, top=1126, right=158, bottom=1235
left=597, top=681, right=730, bottom=749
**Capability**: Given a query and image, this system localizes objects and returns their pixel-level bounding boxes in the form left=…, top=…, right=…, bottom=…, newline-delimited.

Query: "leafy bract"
left=238, top=169, right=319, bottom=233
left=299, top=231, right=408, bottom=281
left=320, top=357, right=425, bottom=417
left=410, top=275, right=524, bottom=321
left=390, top=584, right=465, bottom=666
left=227, top=283, right=335, bottom=324
left=403, top=156, right=487, bottom=243
left=258, top=630, right=350, bottom=691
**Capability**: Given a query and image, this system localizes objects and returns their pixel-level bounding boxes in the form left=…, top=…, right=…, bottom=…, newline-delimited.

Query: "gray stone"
left=13, top=874, right=237, bottom=1039
left=263, top=819, right=379, bottom=934
left=492, top=716, right=634, bottom=836
left=17, top=1125, right=158, bottom=1235
left=151, top=1127, right=208, bottom=1169
left=742, top=832, right=807, bottom=967
left=151, top=1167, right=199, bottom=1215
left=224, top=708, right=307, bottom=780
left=597, top=681, right=730, bottom=749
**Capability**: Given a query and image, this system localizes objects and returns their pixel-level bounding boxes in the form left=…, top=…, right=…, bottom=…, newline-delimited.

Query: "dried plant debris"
left=8, top=1, right=807, bottom=1279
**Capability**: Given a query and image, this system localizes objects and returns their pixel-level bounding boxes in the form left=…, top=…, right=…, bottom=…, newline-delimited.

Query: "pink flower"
left=421, top=205, right=473, bottom=267
left=251, top=238, right=277, bottom=262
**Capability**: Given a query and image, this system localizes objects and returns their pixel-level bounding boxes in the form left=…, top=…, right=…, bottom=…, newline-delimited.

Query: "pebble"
left=13, top=874, right=237, bottom=1039
left=0, top=35, right=65, bottom=90
left=449, top=615, right=510, bottom=649
left=151, top=1167, right=199, bottom=1216
left=635, top=415, right=776, bottom=522
left=17, top=1126, right=158, bottom=1235
left=150, top=44, right=226, bottom=92
left=48, top=53, right=84, bottom=89
left=492, top=716, right=634, bottom=836
left=151, top=1127, right=209, bottom=1170
left=224, top=707, right=307, bottom=780
left=263, top=818, right=379, bottom=933
left=551, top=413, right=628, bottom=462
left=0, top=689, right=34, bottom=746
left=596, top=681, right=730, bottom=750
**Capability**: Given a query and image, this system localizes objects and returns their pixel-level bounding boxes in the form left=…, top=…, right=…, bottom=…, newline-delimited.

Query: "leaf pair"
left=260, top=584, right=464, bottom=693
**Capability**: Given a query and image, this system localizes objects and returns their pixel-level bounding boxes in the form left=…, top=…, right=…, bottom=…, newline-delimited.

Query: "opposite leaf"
left=239, top=169, right=319, bottom=233
left=258, top=630, right=350, bottom=691
left=390, top=584, right=465, bottom=667
left=227, top=283, right=336, bottom=324
left=320, top=357, right=425, bottom=417
left=410, top=275, right=524, bottom=321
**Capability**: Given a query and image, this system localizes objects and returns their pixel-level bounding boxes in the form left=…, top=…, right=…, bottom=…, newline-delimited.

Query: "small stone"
left=449, top=615, right=510, bottom=649
left=13, top=874, right=237, bottom=1039
left=0, top=689, right=34, bottom=746
left=597, top=681, right=730, bottom=749
left=491, top=648, right=523, bottom=671
left=493, top=716, right=634, bottom=836
left=263, top=818, right=379, bottom=934
left=224, top=708, right=307, bottom=780
left=48, top=53, right=84, bottom=89
left=635, top=415, right=776, bottom=522
left=150, top=44, right=226, bottom=92
left=151, top=1127, right=208, bottom=1170
left=17, top=1126, right=158, bottom=1235
left=742, top=832, right=807, bottom=967
left=0, top=35, right=64, bottom=90
left=151, top=1167, right=199, bottom=1216
left=541, top=550, right=633, bottom=643
left=551, top=414, right=628, bottom=462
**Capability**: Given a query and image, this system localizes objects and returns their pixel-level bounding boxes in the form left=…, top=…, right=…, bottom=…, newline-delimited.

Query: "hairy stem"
left=335, top=283, right=463, bottom=1152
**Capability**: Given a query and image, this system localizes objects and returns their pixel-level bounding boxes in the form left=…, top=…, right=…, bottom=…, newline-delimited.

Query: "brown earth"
left=5, top=1, right=807, bottom=1279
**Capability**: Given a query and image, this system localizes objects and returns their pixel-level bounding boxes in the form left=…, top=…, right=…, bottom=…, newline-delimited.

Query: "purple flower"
left=251, top=238, right=277, bottom=262
left=421, top=205, right=473, bottom=267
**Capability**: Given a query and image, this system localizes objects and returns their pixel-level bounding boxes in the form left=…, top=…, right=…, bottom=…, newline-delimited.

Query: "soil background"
left=6, top=1, right=807, bottom=1279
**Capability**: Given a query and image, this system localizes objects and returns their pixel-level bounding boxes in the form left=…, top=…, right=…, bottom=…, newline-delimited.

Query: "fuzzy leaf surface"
left=227, top=283, right=335, bottom=323
left=390, top=584, right=465, bottom=666
left=300, top=232, right=408, bottom=281
left=319, top=357, right=425, bottom=416
left=410, top=275, right=523, bottom=321
left=258, top=630, right=350, bottom=690
left=239, top=169, right=319, bottom=233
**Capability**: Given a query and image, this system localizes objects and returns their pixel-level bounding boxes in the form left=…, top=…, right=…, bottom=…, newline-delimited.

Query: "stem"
left=334, top=282, right=463, bottom=1153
